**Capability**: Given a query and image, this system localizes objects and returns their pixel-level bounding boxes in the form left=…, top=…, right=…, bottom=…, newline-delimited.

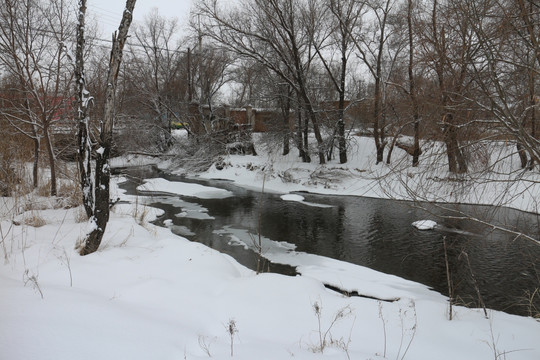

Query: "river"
left=117, top=166, right=540, bottom=317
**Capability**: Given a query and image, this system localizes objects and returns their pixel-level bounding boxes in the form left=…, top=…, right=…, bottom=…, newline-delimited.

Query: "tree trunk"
left=412, top=119, right=420, bottom=167
left=408, top=0, right=420, bottom=167
left=80, top=0, right=136, bottom=256
left=337, top=91, right=346, bottom=164
left=516, top=142, right=529, bottom=169
left=295, top=70, right=324, bottom=164
left=297, top=105, right=303, bottom=158
left=75, top=0, right=94, bottom=218
left=32, top=132, right=39, bottom=189
left=528, top=54, right=536, bottom=169
left=281, top=96, right=290, bottom=156
left=279, top=85, right=291, bottom=156
left=43, top=125, right=57, bottom=196
left=338, top=41, right=347, bottom=164
left=386, top=132, right=398, bottom=165
left=443, top=113, right=467, bottom=173
left=296, top=105, right=309, bottom=162
left=308, top=110, right=325, bottom=165
left=27, top=98, right=40, bottom=189
left=373, top=70, right=386, bottom=164
left=372, top=2, right=389, bottom=165
left=78, top=117, right=93, bottom=218
left=282, top=130, right=290, bottom=156
left=299, top=95, right=324, bottom=164
left=80, top=147, right=111, bottom=255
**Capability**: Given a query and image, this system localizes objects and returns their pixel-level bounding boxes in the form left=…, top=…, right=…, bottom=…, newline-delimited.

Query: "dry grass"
left=0, top=130, right=35, bottom=197
left=522, top=288, right=540, bottom=320
left=57, top=179, right=83, bottom=209
left=134, top=205, right=150, bottom=226
left=37, top=180, right=51, bottom=197
left=74, top=207, right=88, bottom=223
left=23, top=211, right=46, bottom=227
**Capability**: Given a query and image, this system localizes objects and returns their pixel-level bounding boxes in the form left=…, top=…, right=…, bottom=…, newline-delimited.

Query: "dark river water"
left=117, top=166, right=540, bottom=317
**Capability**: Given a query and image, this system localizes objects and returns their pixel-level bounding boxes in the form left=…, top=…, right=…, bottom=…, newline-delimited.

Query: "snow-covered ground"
left=1, top=132, right=540, bottom=359
left=2, top=188, right=540, bottom=360
left=186, top=133, right=540, bottom=214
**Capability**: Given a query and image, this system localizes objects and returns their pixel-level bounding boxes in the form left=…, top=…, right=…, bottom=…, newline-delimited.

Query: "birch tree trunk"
left=78, top=0, right=136, bottom=256
left=408, top=0, right=421, bottom=167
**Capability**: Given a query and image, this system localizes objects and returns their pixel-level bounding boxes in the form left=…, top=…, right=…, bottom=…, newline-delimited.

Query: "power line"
left=4, top=22, right=194, bottom=57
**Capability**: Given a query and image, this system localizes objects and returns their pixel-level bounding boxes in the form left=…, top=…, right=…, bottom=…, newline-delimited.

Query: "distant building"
left=185, top=100, right=368, bottom=136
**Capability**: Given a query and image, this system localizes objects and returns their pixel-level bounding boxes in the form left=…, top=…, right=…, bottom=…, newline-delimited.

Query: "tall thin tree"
left=76, top=0, right=136, bottom=256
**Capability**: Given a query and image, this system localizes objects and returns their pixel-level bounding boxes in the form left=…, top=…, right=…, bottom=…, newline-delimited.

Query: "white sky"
left=88, top=0, right=193, bottom=38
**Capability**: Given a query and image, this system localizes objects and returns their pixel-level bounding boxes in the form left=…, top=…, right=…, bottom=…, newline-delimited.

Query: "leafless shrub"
left=23, top=269, right=43, bottom=299
left=171, top=135, right=228, bottom=173
left=226, top=318, right=238, bottom=357
left=395, top=300, right=417, bottom=360
left=118, top=227, right=134, bottom=247
left=0, top=220, right=14, bottom=262
left=310, top=301, right=354, bottom=355
left=465, top=141, right=492, bottom=173
left=378, top=301, right=387, bottom=358
left=443, top=237, right=454, bottom=320
left=460, top=251, right=488, bottom=319
left=278, top=169, right=300, bottom=184
left=57, top=248, right=73, bottom=287
left=198, top=335, right=216, bottom=357
left=483, top=313, right=526, bottom=360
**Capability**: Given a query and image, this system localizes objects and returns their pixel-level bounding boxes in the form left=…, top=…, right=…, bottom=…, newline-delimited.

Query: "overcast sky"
left=88, top=0, right=193, bottom=38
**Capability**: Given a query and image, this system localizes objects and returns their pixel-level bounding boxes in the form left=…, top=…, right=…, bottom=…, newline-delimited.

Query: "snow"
left=280, top=194, right=334, bottom=208
left=2, top=173, right=540, bottom=360
left=109, top=154, right=160, bottom=168
left=137, top=178, right=233, bottom=199
left=2, top=134, right=540, bottom=359
left=412, top=220, right=438, bottom=230
left=281, top=193, right=305, bottom=202
left=214, top=226, right=439, bottom=302
left=1, top=194, right=539, bottom=360
left=194, top=135, right=540, bottom=214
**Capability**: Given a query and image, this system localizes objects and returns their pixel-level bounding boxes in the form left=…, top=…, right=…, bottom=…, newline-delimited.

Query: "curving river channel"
left=117, top=166, right=540, bottom=317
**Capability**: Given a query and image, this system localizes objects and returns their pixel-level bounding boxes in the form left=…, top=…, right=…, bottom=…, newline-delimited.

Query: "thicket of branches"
left=2, top=0, right=537, bottom=181
left=193, top=0, right=540, bottom=172
left=0, top=0, right=539, bottom=252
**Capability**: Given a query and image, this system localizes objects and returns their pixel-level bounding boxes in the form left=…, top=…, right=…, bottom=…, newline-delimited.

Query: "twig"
left=461, top=251, right=488, bottom=318
left=443, top=236, right=453, bottom=320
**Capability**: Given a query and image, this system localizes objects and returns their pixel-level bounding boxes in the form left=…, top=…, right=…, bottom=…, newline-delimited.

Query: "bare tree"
left=195, top=0, right=328, bottom=164
left=465, top=0, right=540, bottom=168
left=127, top=9, right=183, bottom=151
left=76, top=0, right=136, bottom=256
left=74, top=0, right=93, bottom=218
left=383, top=0, right=422, bottom=166
left=419, top=0, right=477, bottom=173
left=192, top=44, right=233, bottom=109
left=0, top=0, right=74, bottom=195
left=351, top=0, right=397, bottom=164
left=407, top=0, right=421, bottom=166
left=310, top=0, right=365, bottom=164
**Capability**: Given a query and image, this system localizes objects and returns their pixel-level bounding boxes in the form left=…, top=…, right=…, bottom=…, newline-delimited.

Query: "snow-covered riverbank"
left=1, top=182, right=539, bottom=360
left=181, top=133, right=540, bottom=215
left=2, top=132, right=539, bottom=359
